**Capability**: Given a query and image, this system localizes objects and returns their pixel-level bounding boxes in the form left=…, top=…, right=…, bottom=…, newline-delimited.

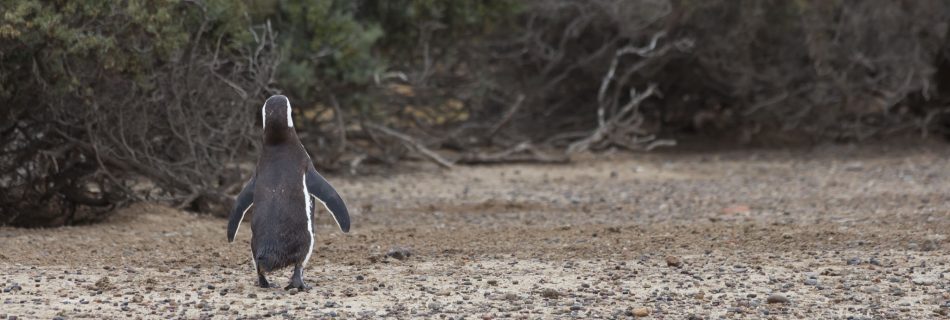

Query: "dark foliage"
left=3, top=0, right=950, bottom=227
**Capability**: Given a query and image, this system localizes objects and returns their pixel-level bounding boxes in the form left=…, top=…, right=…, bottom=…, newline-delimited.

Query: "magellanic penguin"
left=227, top=95, right=351, bottom=290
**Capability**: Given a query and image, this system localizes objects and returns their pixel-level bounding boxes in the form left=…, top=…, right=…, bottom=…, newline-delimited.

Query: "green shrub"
left=0, top=0, right=276, bottom=226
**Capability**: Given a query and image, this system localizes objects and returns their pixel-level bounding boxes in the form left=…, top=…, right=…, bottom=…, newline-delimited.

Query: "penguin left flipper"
left=305, top=167, right=351, bottom=233
left=227, top=175, right=257, bottom=242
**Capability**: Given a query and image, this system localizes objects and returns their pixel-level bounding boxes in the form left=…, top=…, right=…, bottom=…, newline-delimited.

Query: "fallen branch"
left=365, top=123, right=455, bottom=169
left=568, top=84, right=662, bottom=153
left=457, top=141, right=569, bottom=165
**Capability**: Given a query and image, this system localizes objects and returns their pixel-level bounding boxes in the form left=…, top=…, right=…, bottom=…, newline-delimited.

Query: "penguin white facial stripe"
left=262, top=103, right=267, bottom=129
left=310, top=194, right=345, bottom=232
left=286, top=99, right=294, bottom=128
left=302, top=173, right=314, bottom=267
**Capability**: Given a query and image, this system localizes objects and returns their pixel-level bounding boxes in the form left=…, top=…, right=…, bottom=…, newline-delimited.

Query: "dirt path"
left=2, top=142, right=949, bottom=319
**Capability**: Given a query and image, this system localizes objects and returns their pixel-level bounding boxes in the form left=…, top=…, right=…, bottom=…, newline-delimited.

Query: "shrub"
left=0, top=0, right=277, bottom=226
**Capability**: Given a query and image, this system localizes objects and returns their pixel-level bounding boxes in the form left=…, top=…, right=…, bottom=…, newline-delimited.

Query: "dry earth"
left=1, top=142, right=949, bottom=319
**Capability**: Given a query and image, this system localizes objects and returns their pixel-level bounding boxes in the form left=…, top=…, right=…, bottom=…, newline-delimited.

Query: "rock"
left=920, top=240, right=938, bottom=251
left=804, top=278, right=817, bottom=286
left=487, top=280, right=498, bottom=286
left=632, top=307, right=650, bottom=317
left=94, top=277, right=113, bottom=291
left=846, top=257, right=861, bottom=265
left=912, top=277, right=935, bottom=286
left=665, top=256, right=682, bottom=268
left=540, top=288, right=560, bottom=299
left=386, top=247, right=412, bottom=260
left=356, top=275, right=364, bottom=281
left=766, top=294, right=790, bottom=304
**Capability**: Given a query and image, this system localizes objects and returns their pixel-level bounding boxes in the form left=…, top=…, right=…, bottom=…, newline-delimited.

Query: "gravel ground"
left=1, top=142, right=949, bottom=319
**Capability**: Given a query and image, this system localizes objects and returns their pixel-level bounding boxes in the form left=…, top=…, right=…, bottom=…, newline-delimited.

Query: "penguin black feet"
left=258, top=273, right=271, bottom=288
left=284, top=264, right=311, bottom=291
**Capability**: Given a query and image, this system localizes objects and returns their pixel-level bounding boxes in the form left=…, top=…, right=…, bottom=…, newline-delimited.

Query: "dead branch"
left=365, top=123, right=455, bottom=169
left=568, top=84, right=662, bottom=153
left=457, top=141, right=569, bottom=165
left=488, top=94, right=526, bottom=137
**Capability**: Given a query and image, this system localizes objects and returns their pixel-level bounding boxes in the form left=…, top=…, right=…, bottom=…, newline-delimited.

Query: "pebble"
left=804, top=278, right=817, bottom=286
left=386, top=247, right=412, bottom=260
left=766, top=294, right=790, bottom=304
left=847, top=258, right=861, bottom=265
left=665, top=256, right=683, bottom=268
left=632, top=307, right=650, bottom=317
left=540, top=289, right=560, bottom=299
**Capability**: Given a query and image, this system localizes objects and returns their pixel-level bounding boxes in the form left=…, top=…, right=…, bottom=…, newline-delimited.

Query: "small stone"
left=804, top=278, right=817, bottom=286
left=95, top=277, right=113, bottom=291
left=766, top=294, right=790, bottom=304
left=487, top=280, right=498, bottom=286
left=356, top=275, right=364, bottom=281
left=386, top=247, right=412, bottom=260
left=665, top=256, right=682, bottom=268
left=540, top=289, right=560, bottom=299
left=846, top=258, right=861, bottom=265
left=632, top=307, right=650, bottom=317
left=912, top=277, right=935, bottom=286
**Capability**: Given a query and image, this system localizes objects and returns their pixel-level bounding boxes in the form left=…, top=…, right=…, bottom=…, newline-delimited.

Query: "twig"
left=488, top=94, right=526, bottom=137
left=329, top=94, right=347, bottom=159
left=365, top=123, right=454, bottom=169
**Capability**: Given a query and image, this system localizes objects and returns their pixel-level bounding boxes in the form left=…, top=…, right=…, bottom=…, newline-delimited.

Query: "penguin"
left=226, top=95, right=351, bottom=290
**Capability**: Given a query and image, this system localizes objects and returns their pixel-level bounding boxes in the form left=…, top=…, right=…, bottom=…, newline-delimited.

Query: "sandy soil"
left=1, top=142, right=949, bottom=319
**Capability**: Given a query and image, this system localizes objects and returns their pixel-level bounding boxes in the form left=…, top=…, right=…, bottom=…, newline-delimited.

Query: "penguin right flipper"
left=305, top=167, right=351, bottom=233
left=227, top=175, right=256, bottom=243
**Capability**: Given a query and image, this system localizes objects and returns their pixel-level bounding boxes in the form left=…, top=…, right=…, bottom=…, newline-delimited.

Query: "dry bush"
left=0, top=1, right=278, bottom=226
left=686, top=0, right=950, bottom=140
left=487, top=0, right=950, bottom=149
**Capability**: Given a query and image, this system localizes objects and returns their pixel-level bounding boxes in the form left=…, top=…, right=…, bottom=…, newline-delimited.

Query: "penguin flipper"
left=227, top=175, right=256, bottom=242
left=305, top=167, right=350, bottom=233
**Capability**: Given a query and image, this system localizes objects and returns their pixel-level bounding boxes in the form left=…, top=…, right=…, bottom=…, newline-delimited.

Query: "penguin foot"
left=258, top=274, right=271, bottom=288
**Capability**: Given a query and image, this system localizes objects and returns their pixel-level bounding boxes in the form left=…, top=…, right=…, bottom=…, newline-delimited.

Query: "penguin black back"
left=227, top=95, right=351, bottom=290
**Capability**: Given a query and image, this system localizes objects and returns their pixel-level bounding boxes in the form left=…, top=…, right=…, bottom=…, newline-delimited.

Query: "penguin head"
left=262, top=95, right=294, bottom=130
